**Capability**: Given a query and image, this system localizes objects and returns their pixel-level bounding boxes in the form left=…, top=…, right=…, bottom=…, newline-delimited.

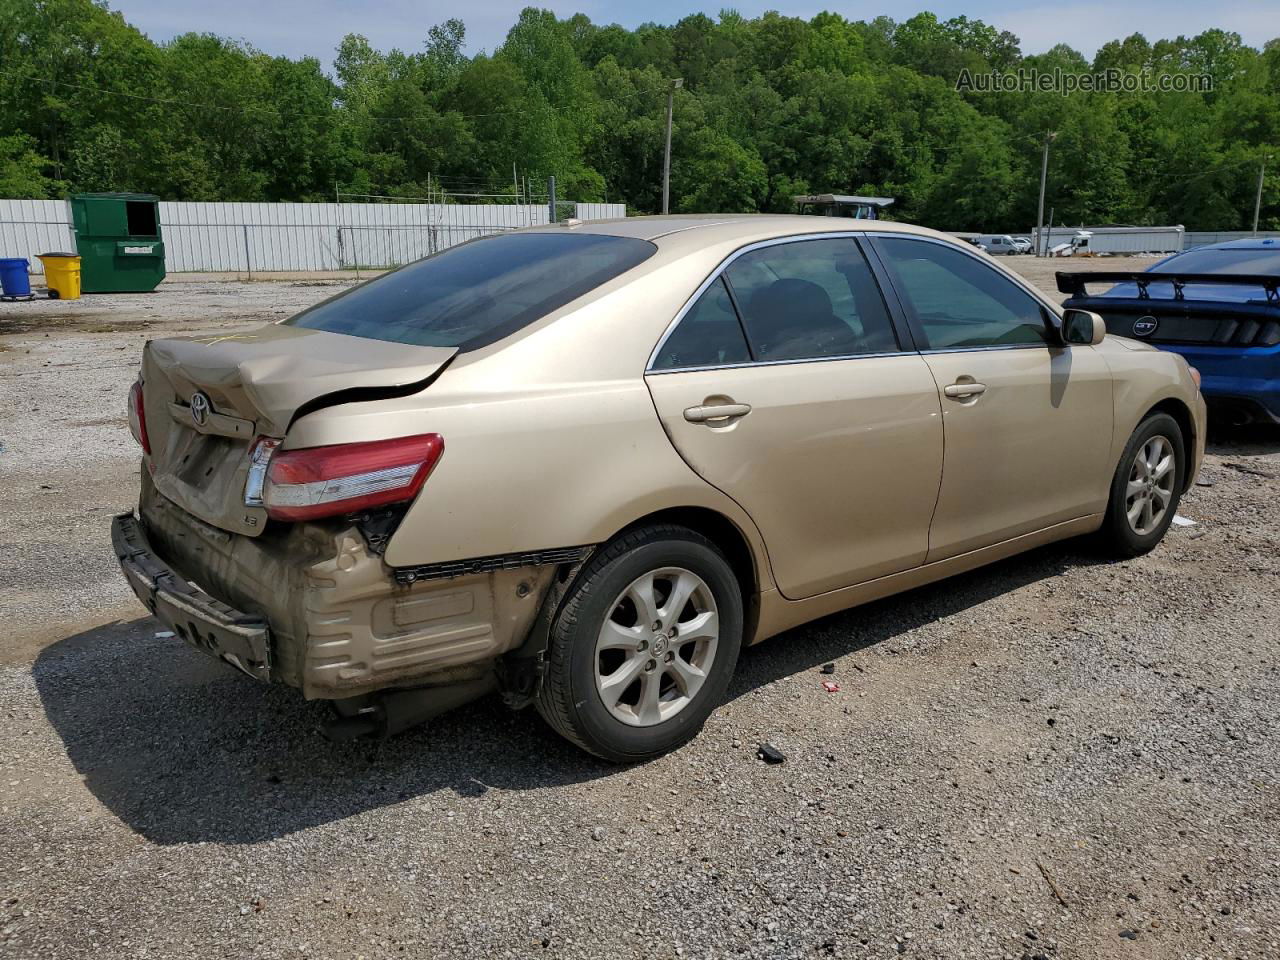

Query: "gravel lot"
left=1, top=262, right=1278, bottom=960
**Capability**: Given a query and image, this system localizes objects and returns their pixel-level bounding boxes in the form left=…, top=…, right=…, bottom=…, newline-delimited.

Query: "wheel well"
left=1144, top=397, right=1196, bottom=491
left=615, top=507, right=760, bottom=634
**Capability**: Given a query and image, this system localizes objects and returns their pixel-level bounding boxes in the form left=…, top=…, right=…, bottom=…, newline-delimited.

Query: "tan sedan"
left=114, top=216, right=1205, bottom=760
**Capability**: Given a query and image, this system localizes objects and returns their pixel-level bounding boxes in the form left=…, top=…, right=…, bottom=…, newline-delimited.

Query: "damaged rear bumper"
left=112, top=475, right=568, bottom=701
left=112, top=512, right=272, bottom=680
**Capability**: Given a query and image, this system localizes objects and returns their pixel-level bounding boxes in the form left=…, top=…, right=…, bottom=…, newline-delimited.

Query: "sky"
left=110, top=0, right=1277, bottom=72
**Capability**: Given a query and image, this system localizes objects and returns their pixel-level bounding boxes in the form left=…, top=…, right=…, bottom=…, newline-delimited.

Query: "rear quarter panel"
left=283, top=246, right=776, bottom=593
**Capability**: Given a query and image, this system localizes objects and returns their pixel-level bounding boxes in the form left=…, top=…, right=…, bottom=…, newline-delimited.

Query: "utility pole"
left=1252, top=158, right=1268, bottom=235
left=662, top=78, right=683, bottom=215
left=548, top=176, right=557, bottom=224
left=1036, top=131, right=1057, bottom=256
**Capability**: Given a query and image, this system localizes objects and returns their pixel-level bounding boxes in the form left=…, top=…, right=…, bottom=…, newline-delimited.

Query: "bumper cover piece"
left=112, top=512, right=272, bottom=680
left=393, top=546, right=591, bottom=585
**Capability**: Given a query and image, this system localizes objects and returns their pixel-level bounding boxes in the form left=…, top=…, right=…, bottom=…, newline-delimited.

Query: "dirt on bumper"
left=116, top=476, right=556, bottom=699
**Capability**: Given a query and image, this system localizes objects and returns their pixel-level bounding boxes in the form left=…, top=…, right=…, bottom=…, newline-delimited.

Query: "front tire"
left=536, top=524, right=744, bottom=762
left=1099, top=412, right=1185, bottom=557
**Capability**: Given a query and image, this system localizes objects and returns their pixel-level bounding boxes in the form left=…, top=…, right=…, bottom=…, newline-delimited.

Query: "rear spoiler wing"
left=1057, top=271, right=1280, bottom=303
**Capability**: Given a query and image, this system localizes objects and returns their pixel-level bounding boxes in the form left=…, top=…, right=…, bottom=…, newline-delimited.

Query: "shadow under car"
left=34, top=540, right=1103, bottom=845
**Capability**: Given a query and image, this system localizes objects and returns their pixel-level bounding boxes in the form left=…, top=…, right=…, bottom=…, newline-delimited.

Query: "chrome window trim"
left=649, top=340, right=1050, bottom=376
left=647, top=349, right=924, bottom=376
left=917, top=343, right=1051, bottom=356
left=646, top=231, right=905, bottom=373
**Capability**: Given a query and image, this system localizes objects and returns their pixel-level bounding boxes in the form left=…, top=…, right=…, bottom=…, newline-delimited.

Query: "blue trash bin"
left=0, top=258, right=32, bottom=299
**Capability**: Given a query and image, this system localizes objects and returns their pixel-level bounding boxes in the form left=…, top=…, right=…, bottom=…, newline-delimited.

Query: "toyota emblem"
left=190, top=391, right=212, bottom=426
left=1133, top=316, right=1159, bottom=337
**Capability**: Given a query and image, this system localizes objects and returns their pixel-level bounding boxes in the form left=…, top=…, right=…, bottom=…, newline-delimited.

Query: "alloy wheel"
left=1125, top=435, right=1176, bottom=535
left=594, top=567, right=720, bottom=727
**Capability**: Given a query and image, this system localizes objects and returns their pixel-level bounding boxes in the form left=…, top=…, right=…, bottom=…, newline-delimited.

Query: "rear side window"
left=725, top=238, right=899, bottom=361
left=652, top=277, right=751, bottom=369
left=286, top=232, right=655, bottom=349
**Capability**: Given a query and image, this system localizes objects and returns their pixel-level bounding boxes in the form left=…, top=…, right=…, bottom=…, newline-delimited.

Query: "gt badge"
left=1133, top=316, right=1159, bottom=337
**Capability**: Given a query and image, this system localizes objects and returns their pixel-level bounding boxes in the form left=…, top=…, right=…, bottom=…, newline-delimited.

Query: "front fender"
left=1098, top=337, right=1206, bottom=484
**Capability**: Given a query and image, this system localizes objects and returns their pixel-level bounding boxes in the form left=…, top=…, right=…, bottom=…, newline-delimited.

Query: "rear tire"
left=536, top=524, right=743, bottom=762
left=1098, top=412, right=1185, bottom=557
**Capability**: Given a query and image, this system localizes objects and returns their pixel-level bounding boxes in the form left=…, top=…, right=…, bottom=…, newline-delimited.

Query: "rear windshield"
left=286, top=232, right=655, bottom=349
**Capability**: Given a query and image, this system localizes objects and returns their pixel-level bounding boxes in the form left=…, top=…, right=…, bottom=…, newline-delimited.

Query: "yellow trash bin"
left=37, top=252, right=82, bottom=300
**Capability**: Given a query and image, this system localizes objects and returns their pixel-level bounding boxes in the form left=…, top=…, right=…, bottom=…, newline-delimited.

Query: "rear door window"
left=286, top=232, right=655, bottom=350
left=723, top=238, right=899, bottom=361
left=651, top=277, right=751, bottom=369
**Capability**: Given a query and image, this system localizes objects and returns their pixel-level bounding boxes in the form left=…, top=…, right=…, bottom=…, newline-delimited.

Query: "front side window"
left=875, top=236, right=1050, bottom=349
left=723, top=238, right=899, bottom=361
left=287, top=232, right=655, bottom=350
left=651, top=277, right=751, bottom=369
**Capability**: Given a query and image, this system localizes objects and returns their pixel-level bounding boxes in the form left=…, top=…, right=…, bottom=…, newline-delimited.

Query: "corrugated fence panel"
left=0, top=199, right=75, bottom=274
left=2, top=199, right=628, bottom=274
left=1185, top=230, right=1280, bottom=249
left=575, top=203, right=626, bottom=221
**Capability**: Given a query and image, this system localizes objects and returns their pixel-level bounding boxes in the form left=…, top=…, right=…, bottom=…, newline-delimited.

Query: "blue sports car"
left=1058, top=238, right=1280, bottom=424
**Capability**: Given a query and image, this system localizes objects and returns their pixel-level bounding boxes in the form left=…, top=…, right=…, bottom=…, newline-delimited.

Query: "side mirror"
left=1062, top=309, right=1105, bottom=346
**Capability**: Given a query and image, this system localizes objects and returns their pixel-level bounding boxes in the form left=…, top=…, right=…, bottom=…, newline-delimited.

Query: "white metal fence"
left=0, top=199, right=626, bottom=275
left=1184, top=230, right=1280, bottom=249
left=0, top=199, right=74, bottom=272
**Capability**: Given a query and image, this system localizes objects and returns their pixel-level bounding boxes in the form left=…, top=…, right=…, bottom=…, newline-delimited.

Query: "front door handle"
left=684, top=402, right=752, bottom=424
left=943, top=382, right=987, bottom=399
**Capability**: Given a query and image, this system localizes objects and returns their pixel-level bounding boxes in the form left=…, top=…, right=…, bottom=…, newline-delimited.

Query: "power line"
left=1151, top=154, right=1259, bottom=187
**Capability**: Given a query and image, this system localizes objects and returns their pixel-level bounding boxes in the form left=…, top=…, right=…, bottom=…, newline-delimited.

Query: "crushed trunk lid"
left=141, top=324, right=455, bottom=537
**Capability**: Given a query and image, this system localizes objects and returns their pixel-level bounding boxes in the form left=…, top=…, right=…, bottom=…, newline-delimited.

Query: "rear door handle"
left=684, top=402, right=752, bottom=423
left=943, top=382, right=987, bottom=399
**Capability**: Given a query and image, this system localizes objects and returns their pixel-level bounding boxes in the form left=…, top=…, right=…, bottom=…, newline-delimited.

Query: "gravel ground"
left=2, top=264, right=1278, bottom=959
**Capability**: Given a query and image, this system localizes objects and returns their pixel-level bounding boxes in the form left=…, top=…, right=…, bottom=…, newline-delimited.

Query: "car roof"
left=525, top=214, right=954, bottom=251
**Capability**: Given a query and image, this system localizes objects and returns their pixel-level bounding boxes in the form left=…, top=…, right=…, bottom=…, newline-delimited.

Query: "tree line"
left=1, top=0, right=1277, bottom=230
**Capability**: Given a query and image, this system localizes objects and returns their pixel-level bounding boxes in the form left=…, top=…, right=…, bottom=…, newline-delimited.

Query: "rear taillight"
left=1188, top=365, right=1202, bottom=389
left=261, top=434, right=444, bottom=522
left=128, top=380, right=151, bottom=454
left=243, top=437, right=281, bottom=507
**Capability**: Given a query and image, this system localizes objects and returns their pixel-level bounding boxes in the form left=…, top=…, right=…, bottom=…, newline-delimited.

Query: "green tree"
left=0, top=134, right=61, bottom=197
left=0, top=0, right=1276, bottom=231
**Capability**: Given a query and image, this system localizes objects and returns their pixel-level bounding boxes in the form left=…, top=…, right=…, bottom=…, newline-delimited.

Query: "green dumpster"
left=70, top=193, right=166, bottom=293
